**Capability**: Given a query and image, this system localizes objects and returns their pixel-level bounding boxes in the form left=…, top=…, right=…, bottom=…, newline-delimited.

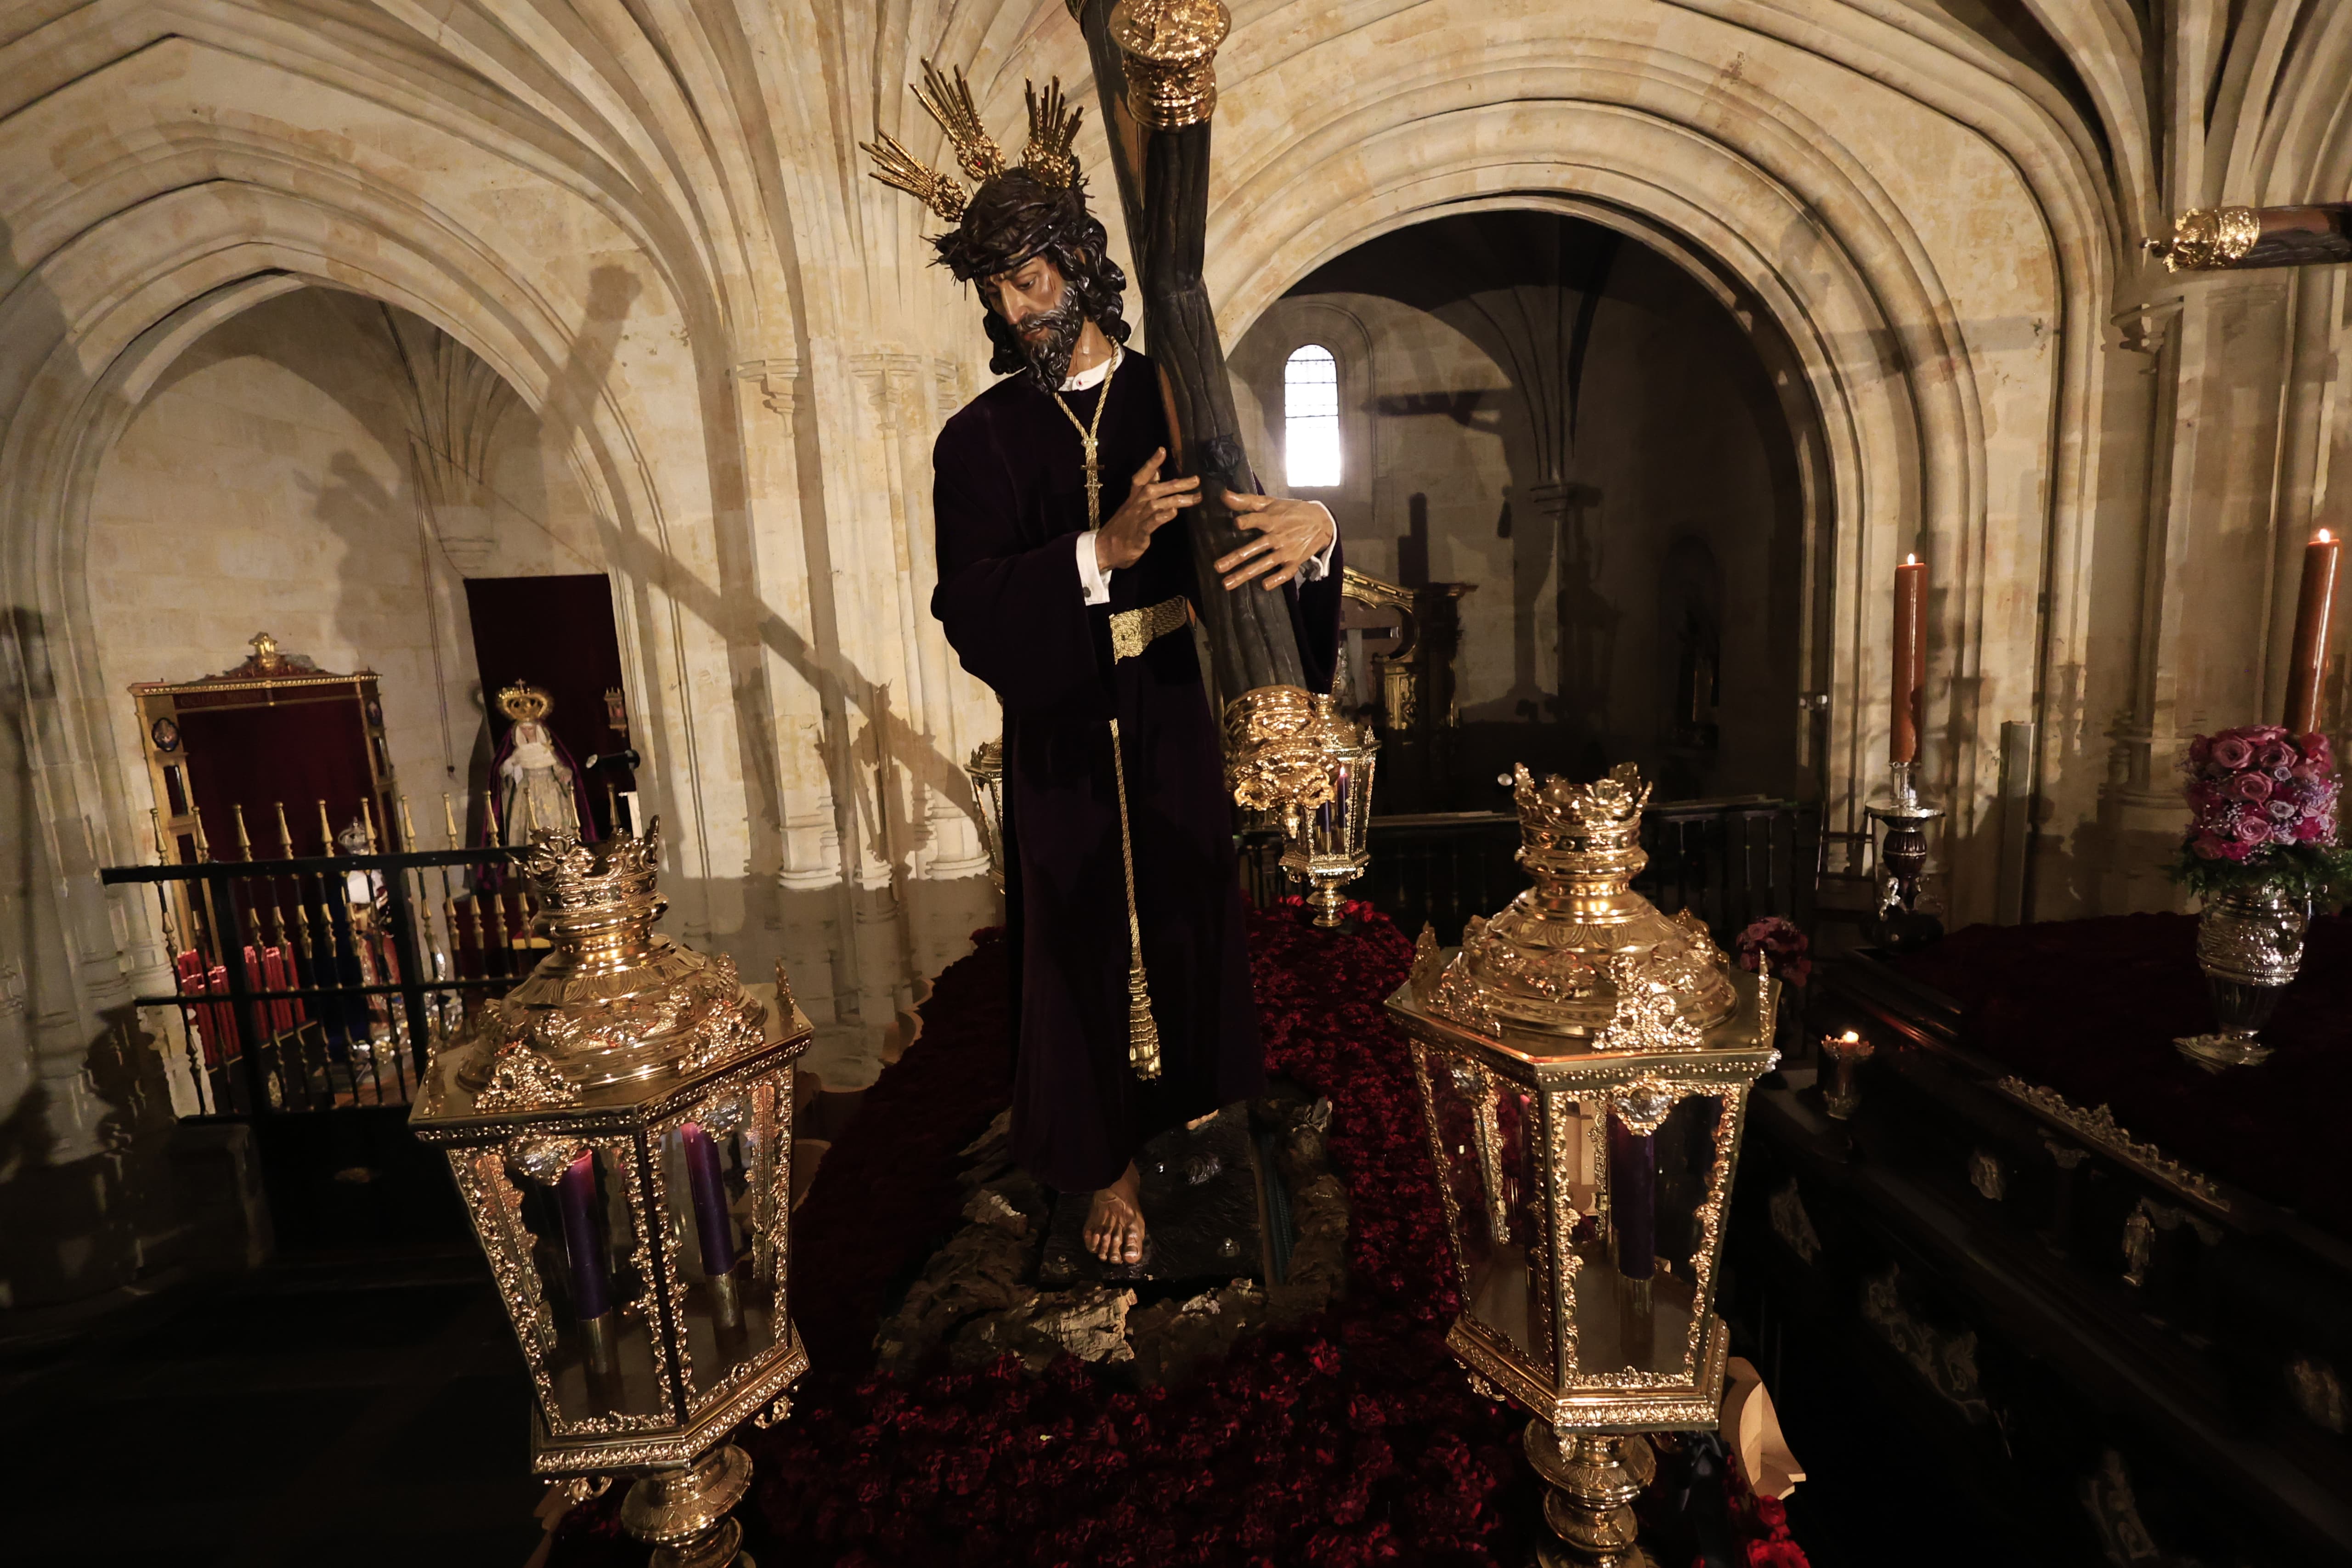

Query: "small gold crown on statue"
left=495, top=682, right=553, bottom=723
left=518, top=822, right=666, bottom=916
left=1514, top=761, right=1653, bottom=862
left=861, top=60, right=1084, bottom=226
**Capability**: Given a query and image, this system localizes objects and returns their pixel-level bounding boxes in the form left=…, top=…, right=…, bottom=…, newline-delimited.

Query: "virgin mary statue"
left=490, top=682, right=594, bottom=844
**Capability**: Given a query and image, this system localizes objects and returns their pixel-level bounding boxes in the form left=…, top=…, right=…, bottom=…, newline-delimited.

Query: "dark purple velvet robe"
left=931, top=350, right=1341, bottom=1192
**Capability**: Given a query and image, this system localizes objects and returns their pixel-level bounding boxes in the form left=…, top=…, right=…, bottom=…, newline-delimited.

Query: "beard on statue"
left=1005, top=288, right=1085, bottom=391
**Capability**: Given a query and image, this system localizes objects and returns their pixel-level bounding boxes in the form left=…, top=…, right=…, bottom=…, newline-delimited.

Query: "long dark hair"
left=933, top=171, right=1131, bottom=375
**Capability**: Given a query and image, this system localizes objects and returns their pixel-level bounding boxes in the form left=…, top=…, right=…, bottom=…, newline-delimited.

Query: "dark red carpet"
left=552, top=902, right=1802, bottom=1567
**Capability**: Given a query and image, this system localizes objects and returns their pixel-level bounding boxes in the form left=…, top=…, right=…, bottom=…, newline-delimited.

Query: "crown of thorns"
left=860, top=61, right=1083, bottom=225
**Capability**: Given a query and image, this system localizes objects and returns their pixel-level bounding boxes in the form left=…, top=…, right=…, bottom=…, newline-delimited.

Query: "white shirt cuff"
left=1299, top=504, right=1338, bottom=582
left=1076, top=530, right=1112, bottom=606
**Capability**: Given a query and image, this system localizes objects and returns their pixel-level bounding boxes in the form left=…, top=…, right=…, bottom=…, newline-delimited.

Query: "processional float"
left=1078, top=12, right=1779, bottom=1557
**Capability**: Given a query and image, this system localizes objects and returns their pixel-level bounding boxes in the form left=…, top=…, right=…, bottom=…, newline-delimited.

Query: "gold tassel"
left=1108, top=719, right=1162, bottom=1080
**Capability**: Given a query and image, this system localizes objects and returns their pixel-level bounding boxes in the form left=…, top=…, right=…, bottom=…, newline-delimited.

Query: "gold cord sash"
left=1109, top=595, right=1191, bottom=662
left=1107, top=718, right=1161, bottom=1080
left=1053, top=350, right=1169, bottom=1081
left=1050, top=346, right=1123, bottom=532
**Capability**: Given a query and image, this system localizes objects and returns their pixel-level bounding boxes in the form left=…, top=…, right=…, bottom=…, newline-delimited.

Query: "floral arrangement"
left=2173, top=724, right=2351, bottom=901
left=1735, top=916, right=1812, bottom=988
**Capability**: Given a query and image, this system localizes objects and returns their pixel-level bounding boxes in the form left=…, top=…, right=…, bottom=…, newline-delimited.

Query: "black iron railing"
left=100, top=847, right=537, bottom=1119
left=1640, top=797, right=1820, bottom=943
left=1327, top=797, right=1820, bottom=945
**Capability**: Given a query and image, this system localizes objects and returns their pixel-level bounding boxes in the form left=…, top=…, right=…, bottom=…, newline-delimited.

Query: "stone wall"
left=3, top=0, right=2350, bottom=1303
left=84, top=289, right=615, bottom=827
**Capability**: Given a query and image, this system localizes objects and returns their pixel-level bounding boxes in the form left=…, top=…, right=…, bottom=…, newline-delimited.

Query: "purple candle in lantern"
left=1607, top=1119, right=1657, bottom=1282
left=681, top=1122, right=738, bottom=1278
left=556, top=1149, right=611, bottom=1319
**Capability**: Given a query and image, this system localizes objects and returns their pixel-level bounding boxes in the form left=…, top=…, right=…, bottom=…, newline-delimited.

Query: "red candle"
left=1892, top=555, right=1927, bottom=764
left=2284, top=529, right=2340, bottom=735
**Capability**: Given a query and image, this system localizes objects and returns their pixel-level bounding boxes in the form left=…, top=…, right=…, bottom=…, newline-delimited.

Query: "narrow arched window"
left=1284, top=344, right=1341, bottom=488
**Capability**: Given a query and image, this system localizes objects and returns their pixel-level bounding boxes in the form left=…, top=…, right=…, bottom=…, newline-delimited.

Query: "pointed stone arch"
left=1196, top=30, right=2083, bottom=922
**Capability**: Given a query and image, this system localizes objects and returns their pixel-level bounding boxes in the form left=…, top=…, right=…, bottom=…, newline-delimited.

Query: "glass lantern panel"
left=1567, top=1091, right=1723, bottom=1381
left=1495, top=1081, right=1552, bottom=1370
left=512, top=1142, right=670, bottom=1426
left=1425, top=1056, right=1536, bottom=1361
left=661, top=1091, right=781, bottom=1401
left=1656, top=1091, right=1727, bottom=1282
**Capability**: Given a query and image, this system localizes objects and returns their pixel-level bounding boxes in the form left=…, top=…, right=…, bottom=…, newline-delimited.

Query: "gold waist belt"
left=1109, top=596, right=1192, bottom=662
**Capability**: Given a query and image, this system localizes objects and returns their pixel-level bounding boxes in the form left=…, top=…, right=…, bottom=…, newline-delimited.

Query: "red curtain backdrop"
left=175, top=692, right=377, bottom=856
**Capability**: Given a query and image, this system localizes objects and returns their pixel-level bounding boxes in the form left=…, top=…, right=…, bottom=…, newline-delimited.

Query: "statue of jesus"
left=870, top=68, right=1342, bottom=1265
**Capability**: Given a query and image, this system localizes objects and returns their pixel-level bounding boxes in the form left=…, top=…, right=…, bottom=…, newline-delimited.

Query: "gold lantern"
left=1229, top=687, right=1379, bottom=928
left=1386, top=764, right=1779, bottom=1567
left=411, top=823, right=809, bottom=1568
left=967, top=737, right=1007, bottom=893
left=1279, top=694, right=1377, bottom=927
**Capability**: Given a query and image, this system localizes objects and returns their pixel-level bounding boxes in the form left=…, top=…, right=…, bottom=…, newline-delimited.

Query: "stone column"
left=737, top=357, right=849, bottom=1047
left=2095, top=277, right=2294, bottom=911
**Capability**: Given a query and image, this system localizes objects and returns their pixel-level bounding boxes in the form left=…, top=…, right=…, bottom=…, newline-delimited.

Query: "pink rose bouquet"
left=2171, top=724, right=2351, bottom=901
left=1735, top=916, right=1812, bottom=988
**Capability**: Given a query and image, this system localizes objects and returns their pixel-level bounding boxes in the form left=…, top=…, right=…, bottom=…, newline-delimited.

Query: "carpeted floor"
left=552, top=902, right=1806, bottom=1568
left=1, top=1245, right=543, bottom=1567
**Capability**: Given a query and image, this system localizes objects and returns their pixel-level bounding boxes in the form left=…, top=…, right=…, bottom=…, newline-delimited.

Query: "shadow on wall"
left=1, top=601, right=189, bottom=1307
left=0, top=1014, right=190, bottom=1310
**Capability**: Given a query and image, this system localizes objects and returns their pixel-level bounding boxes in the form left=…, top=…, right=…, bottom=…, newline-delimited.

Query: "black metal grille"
left=100, top=847, right=532, bottom=1118
left=1346, top=797, right=1820, bottom=945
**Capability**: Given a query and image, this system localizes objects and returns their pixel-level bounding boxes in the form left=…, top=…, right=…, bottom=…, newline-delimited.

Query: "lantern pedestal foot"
left=1305, top=877, right=1352, bottom=928
left=1525, top=1423, right=1657, bottom=1568
left=621, top=1442, right=754, bottom=1568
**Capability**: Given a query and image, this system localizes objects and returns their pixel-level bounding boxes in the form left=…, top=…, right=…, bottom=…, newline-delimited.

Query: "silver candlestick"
left=1865, top=760, right=1945, bottom=950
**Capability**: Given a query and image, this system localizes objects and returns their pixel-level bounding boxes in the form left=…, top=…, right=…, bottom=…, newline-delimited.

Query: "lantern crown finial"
left=519, top=820, right=663, bottom=917
left=1513, top=760, right=1651, bottom=849
left=1423, top=762, right=1736, bottom=1041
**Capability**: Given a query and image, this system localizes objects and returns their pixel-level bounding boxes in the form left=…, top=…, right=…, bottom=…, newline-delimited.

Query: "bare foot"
left=1083, top=1162, right=1146, bottom=1265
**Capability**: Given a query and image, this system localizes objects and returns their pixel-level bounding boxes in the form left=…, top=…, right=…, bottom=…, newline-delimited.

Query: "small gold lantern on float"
left=1386, top=764, right=1779, bottom=1568
left=1229, top=687, right=1379, bottom=927
left=966, top=737, right=1007, bottom=893
left=411, top=822, right=809, bottom=1568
